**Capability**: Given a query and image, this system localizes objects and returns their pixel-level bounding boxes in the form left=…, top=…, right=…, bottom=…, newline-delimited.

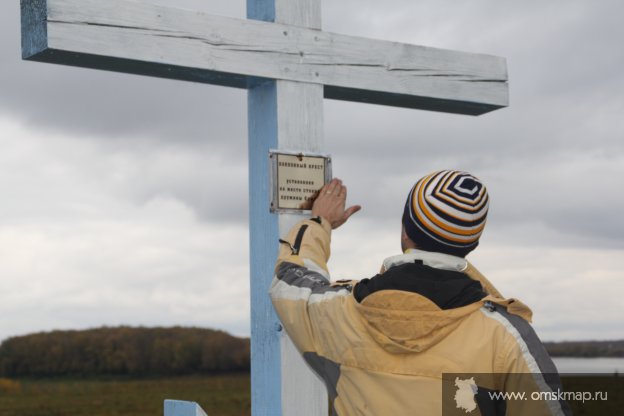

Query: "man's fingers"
left=320, top=179, right=342, bottom=198
left=338, top=185, right=347, bottom=199
left=315, top=181, right=333, bottom=204
left=328, top=179, right=342, bottom=196
left=313, top=179, right=359, bottom=229
left=318, top=181, right=332, bottom=196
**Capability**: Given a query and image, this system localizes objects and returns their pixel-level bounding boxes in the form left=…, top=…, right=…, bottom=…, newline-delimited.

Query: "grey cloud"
left=317, top=0, right=624, bottom=249
left=2, top=0, right=624, bottom=343
left=1, top=0, right=252, bottom=225
left=0, top=1, right=247, bottom=146
left=326, top=117, right=624, bottom=249
left=4, top=0, right=622, bottom=159
left=0, top=129, right=250, bottom=225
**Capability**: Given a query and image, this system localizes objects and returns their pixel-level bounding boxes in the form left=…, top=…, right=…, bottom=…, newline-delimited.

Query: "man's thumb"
left=345, top=205, right=362, bottom=219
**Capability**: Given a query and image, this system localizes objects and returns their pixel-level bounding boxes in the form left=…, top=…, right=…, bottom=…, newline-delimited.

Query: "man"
left=270, top=170, right=569, bottom=415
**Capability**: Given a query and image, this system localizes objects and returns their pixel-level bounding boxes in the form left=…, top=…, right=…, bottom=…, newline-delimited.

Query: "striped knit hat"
left=402, top=170, right=489, bottom=257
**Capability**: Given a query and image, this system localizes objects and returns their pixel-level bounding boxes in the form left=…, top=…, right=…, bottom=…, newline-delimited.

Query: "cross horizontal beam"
left=21, top=0, right=508, bottom=115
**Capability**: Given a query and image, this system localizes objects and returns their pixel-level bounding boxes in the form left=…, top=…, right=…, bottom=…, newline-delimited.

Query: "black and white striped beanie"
left=402, top=170, right=489, bottom=257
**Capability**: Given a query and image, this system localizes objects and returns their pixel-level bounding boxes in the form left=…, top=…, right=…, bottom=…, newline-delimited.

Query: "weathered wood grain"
left=21, top=0, right=508, bottom=115
left=276, top=82, right=327, bottom=416
left=248, top=0, right=328, bottom=413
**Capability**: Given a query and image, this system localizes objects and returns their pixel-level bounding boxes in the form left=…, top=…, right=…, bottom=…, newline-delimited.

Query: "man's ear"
left=401, top=225, right=419, bottom=252
left=401, top=225, right=412, bottom=252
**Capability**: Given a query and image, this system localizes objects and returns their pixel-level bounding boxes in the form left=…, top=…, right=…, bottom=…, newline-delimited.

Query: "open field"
left=0, top=374, right=250, bottom=416
left=0, top=374, right=621, bottom=415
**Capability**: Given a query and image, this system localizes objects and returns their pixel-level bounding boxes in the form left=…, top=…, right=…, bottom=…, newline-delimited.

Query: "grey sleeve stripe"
left=496, top=307, right=572, bottom=415
left=496, top=307, right=558, bottom=374
left=302, top=352, right=341, bottom=414
left=277, top=262, right=348, bottom=295
left=277, top=261, right=329, bottom=286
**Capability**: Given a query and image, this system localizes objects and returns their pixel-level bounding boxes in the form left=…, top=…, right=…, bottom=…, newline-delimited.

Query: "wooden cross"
left=20, top=0, right=508, bottom=414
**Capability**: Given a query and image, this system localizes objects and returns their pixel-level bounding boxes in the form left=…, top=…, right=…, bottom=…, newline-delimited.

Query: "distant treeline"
left=1, top=326, right=621, bottom=378
left=0, top=326, right=249, bottom=378
left=544, top=340, right=624, bottom=358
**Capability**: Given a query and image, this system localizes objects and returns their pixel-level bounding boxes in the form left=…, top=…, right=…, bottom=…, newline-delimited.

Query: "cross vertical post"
left=248, top=1, right=327, bottom=415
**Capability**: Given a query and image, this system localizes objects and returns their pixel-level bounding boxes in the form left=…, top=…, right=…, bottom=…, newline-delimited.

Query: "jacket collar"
left=379, top=250, right=534, bottom=323
left=382, top=249, right=467, bottom=273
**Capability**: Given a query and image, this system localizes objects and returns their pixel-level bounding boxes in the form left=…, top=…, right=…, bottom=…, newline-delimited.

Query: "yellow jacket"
left=270, top=218, right=570, bottom=415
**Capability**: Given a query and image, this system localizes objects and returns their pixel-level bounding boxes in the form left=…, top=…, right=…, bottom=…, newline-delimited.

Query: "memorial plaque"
left=269, top=151, right=332, bottom=212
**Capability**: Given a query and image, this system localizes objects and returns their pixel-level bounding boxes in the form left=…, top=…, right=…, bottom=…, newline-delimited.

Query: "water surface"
left=553, top=357, right=624, bottom=374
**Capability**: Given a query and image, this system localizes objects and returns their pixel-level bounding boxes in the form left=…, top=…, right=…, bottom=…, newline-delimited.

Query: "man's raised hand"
left=312, top=178, right=361, bottom=229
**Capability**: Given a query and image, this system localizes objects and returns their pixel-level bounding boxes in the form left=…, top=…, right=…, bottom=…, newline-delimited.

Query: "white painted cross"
left=20, top=0, right=508, bottom=415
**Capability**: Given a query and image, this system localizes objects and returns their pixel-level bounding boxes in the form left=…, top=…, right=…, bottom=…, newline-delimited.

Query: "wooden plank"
left=248, top=1, right=328, bottom=414
left=275, top=82, right=328, bottom=416
left=248, top=79, right=282, bottom=416
left=21, top=0, right=508, bottom=115
left=163, top=400, right=208, bottom=416
left=274, top=0, right=321, bottom=29
left=249, top=2, right=328, bottom=415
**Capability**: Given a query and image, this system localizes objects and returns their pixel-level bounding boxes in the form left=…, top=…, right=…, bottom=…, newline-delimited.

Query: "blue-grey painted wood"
left=247, top=78, right=281, bottom=416
left=164, top=400, right=208, bottom=416
left=248, top=0, right=274, bottom=25
left=20, top=0, right=47, bottom=59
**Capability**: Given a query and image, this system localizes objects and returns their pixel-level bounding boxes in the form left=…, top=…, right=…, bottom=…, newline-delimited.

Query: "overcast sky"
left=1, top=0, right=623, bottom=343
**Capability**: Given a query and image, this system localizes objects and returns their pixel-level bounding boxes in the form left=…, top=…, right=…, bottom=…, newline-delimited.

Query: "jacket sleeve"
left=269, top=217, right=346, bottom=354
left=495, top=311, right=572, bottom=415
